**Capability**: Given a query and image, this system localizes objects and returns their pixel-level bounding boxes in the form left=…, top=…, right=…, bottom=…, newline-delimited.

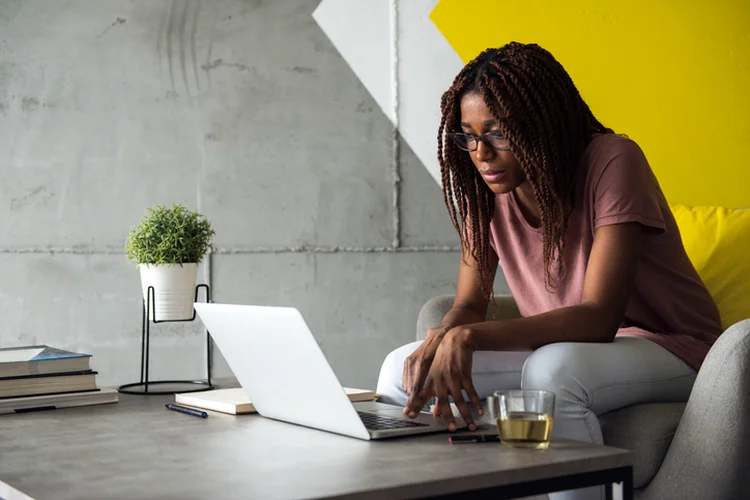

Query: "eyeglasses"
left=449, top=132, right=511, bottom=152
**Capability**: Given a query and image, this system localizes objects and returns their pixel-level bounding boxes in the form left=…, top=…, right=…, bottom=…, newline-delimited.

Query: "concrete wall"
left=0, top=0, right=512, bottom=390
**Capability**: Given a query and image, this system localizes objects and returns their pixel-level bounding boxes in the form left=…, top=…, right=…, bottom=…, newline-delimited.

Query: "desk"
left=0, top=391, right=632, bottom=499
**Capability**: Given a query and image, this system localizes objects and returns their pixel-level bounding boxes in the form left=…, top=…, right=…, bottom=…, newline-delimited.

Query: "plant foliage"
left=125, top=203, right=215, bottom=265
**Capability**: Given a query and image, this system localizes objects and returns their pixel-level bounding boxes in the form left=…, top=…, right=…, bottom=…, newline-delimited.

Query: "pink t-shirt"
left=489, top=133, right=722, bottom=370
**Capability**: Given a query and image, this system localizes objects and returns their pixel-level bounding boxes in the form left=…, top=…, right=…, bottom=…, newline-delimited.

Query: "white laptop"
left=193, top=302, right=464, bottom=440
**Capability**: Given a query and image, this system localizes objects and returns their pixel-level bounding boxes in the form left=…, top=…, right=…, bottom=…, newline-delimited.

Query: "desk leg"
left=610, top=466, right=634, bottom=500
left=621, top=466, right=633, bottom=500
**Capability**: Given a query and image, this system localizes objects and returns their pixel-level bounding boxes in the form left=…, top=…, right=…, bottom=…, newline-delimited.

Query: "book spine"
left=0, top=387, right=101, bottom=401
left=0, top=370, right=98, bottom=381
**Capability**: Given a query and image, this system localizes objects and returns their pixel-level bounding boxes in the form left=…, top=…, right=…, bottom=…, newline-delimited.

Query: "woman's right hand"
left=402, top=327, right=449, bottom=401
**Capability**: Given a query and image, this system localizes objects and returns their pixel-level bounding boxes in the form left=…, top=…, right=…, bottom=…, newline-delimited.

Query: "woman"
left=375, top=42, right=722, bottom=500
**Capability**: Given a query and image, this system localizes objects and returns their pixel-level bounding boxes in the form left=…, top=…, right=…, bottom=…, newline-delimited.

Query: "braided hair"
left=438, top=42, right=613, bottom=302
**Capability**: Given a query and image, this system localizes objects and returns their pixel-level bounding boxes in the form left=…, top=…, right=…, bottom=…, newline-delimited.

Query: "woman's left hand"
left=404, top=327, right=483, bottom=431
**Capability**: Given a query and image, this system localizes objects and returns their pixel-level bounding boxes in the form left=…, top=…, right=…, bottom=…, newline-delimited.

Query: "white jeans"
left=375, top=335, right=696, bottom=500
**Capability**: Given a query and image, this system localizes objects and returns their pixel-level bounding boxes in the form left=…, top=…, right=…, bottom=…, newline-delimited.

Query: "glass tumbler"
left=488, top=390, right=555, bottom=449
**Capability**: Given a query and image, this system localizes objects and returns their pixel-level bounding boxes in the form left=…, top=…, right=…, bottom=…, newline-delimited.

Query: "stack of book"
left=0, top=345, right=118, bottom=415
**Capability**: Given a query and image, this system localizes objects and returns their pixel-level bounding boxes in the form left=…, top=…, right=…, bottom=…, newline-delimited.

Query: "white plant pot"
left=139, top=263, right=198, bottom=321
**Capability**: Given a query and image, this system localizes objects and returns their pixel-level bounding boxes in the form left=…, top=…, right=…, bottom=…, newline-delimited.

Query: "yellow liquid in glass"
left=497, top=411, right=553, bottom=449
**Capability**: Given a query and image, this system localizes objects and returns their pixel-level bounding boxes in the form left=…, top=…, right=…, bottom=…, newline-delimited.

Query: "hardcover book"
left=0, top=345, right=92, bottom=379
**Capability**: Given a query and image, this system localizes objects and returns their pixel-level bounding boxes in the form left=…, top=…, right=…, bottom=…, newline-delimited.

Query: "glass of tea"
left=488, top=390, right=555, bottom=449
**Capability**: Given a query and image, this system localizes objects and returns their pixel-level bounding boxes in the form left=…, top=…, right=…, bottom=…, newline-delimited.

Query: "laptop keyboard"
left=357, top=411, right=429, bottom=430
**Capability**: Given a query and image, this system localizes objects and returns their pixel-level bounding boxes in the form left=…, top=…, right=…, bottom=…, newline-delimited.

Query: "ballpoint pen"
left=165, top=403, right=208, bottom=418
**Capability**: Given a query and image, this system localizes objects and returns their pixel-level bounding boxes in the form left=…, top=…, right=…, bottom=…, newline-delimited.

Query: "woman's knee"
left=375, top=341, right=421, bottom=404
left=377, top=343, right=409, bottom=387
left=521, top=342, right=593, bottom=403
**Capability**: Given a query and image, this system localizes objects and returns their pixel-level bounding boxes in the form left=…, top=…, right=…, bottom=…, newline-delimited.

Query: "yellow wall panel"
left=431, top=0, right=750, bottom=207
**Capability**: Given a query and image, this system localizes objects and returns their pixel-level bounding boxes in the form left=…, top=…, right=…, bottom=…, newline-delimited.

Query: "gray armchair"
left=416, top=295, right=750, bottom=500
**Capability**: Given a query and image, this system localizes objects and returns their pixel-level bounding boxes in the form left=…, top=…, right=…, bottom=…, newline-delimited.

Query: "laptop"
left=193, top=302, right=464, bottom=440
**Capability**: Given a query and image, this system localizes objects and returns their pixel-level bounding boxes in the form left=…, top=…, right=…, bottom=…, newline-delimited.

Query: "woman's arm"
left=429, top=244, right=500, bottom=339
left=403, top=222, right=642, bottom=430
left=460, top=222, right=641, bottom=350
left=401, top=243, right=498, bottom=428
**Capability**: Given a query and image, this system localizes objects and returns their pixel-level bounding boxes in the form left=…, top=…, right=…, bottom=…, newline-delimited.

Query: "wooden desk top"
left=0, top=389, right=631, bottom=500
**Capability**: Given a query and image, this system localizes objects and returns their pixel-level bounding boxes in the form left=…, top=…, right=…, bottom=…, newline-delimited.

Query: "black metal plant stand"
left=118, top=285, right=214, bottom=395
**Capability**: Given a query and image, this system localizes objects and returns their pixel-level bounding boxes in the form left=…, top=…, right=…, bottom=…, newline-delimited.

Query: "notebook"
left=175, top=387, right=375, bottom=415
left=0, top=345, right=92, bottom=378
left=0, top=387, right=119, bottom=415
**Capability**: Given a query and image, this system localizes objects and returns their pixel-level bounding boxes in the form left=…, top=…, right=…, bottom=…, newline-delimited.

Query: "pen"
left=165, top=403, right=208, bottom=419
left=448, top=434, right=500, bottom=444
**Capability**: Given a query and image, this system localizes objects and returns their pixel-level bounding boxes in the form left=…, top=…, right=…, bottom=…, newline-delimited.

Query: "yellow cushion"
left=670, top=204, right=750, bottom=330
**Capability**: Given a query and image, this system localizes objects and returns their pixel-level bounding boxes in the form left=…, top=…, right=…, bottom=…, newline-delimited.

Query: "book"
left=345, top=387, right=376, bottom=403
left=176, top=388, right=256, bottom=414
left=0, top=370, right=98, bottom=399
left=0, top=387, right=119, bottom=415
left=175, top=387, right=375, bottom=415
left=0, top=345, right=91, bottom=379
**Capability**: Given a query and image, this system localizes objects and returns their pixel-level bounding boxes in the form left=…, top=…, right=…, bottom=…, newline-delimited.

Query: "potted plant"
left=125, top=203, right=215, bottom=321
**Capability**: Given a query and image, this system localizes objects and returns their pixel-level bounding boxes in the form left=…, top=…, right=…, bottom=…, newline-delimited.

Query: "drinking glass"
left=488, top=390, right=555, bottom=449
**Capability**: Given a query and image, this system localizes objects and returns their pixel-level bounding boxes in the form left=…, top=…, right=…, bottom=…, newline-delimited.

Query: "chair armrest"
left=641, top=319, right=750, bottom=500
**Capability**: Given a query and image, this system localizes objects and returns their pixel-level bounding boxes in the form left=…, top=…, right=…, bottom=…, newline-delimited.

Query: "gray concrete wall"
left=0, top=0, right=508, bottom=390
